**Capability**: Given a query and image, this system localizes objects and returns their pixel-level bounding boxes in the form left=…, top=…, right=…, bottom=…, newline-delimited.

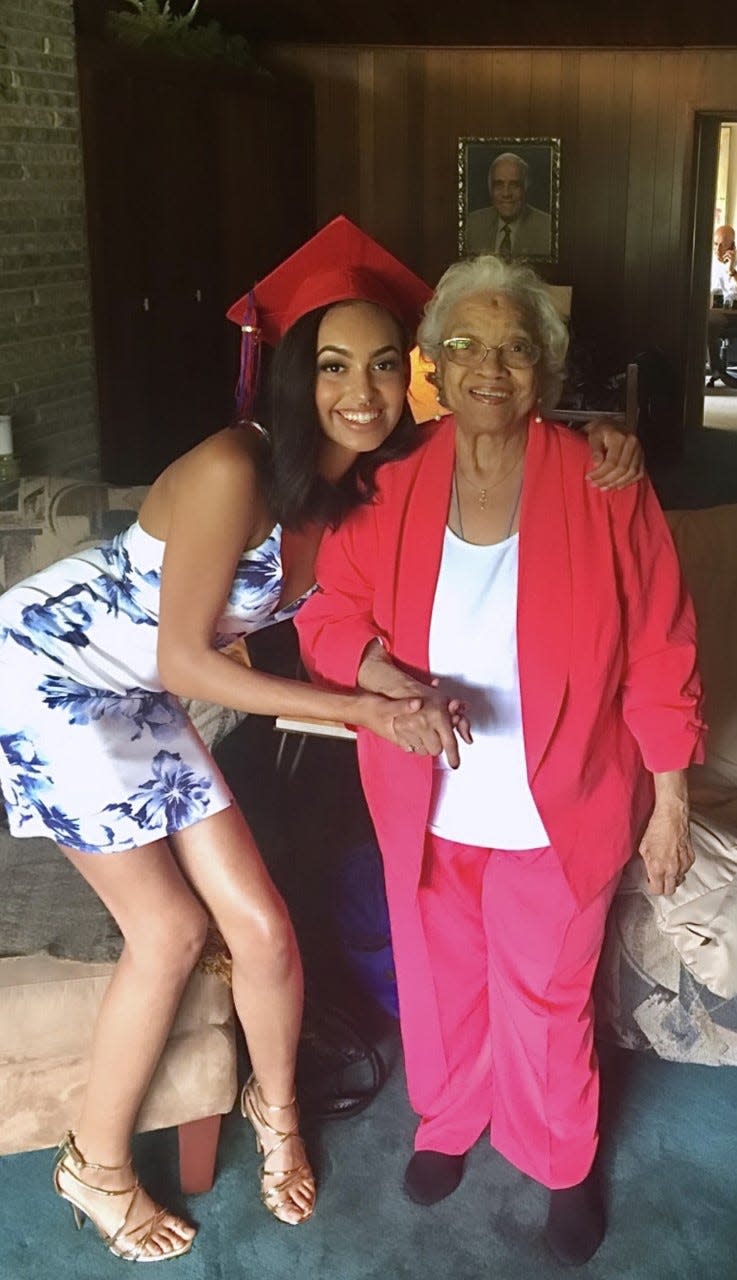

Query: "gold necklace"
left=454, top=451, right=524, bottom=511
left=452, top=465, right=523, bottom=543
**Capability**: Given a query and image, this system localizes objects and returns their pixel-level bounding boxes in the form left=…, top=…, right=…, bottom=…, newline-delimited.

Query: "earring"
left=425, top=367, right=445, bottom=417
left=534, top=399, right=543, bottom=423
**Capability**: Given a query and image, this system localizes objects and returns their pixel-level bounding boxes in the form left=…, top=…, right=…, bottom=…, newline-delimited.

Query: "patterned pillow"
left=0, top=475, right=148, bottom=592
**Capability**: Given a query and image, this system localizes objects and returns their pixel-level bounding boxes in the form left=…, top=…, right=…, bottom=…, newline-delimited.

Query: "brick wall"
left=0, top=0, right=99, bottom=476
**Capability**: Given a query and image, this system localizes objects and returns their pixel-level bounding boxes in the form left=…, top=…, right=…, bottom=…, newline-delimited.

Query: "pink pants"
left=413, top=833, right=619, bottom=1189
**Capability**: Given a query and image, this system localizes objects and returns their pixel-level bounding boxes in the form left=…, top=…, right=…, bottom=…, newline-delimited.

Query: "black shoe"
left=545, top=1167, right=605, bottom=1266
left=403, top=1151, right=465, bottom=1205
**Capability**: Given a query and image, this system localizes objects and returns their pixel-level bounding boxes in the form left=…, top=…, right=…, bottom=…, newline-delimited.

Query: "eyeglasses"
left=441, top=336, right=540, bottom=370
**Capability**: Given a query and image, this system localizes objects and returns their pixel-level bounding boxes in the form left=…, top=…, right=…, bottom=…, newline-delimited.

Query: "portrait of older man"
left=464, top=151, right=552, bottom=259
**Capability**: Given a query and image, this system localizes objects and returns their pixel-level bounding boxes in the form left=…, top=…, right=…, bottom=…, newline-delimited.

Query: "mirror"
left=705, top=125, right=737, bottom=428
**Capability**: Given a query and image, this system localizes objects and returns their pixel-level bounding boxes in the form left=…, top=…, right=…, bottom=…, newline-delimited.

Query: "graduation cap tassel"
left=234, top=292, right=262, bottom=423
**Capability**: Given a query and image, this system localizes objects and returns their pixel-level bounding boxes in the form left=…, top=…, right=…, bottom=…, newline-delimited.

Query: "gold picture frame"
left=458, top=136, right=561, bottom=263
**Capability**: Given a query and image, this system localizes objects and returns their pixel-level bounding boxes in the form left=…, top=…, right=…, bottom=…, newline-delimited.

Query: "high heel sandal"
left=240, top=1074, right=316, bottom=1225
left=52, top=1131, right=194, bottom=1262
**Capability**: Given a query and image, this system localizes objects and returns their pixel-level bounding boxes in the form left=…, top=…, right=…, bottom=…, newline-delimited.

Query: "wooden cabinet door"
left=78, top=56, right=151, bottom=481
left=78, top=42, right=315, bottom=484
left=132, top=74, right=224, bottom=481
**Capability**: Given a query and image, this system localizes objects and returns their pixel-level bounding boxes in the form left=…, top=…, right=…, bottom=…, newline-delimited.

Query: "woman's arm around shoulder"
left=551, top=415, right=644, bottom=491
left=582, top=419, right=644, bottom=490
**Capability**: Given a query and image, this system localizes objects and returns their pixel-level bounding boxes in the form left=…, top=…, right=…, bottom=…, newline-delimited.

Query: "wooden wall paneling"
left=620, top=52, right=662, bottom=365
left=528, top=49, right=563, bottom=144
left=77, top=59, right=150, bottom=476
left=570, top=53, right=620, bottom=369
left=528, top=50, right=564, bottom=283
left=136, top=77, right=223, bottom=478
left=263, top=45, right=358, bottom=227
left=368, top=49, right=423, bottom=268
left=701, top=49, right=737, bottom=111
left=357, top=50, right=377, bottom=230
left=463, top=48, right=493, bottom=134
left=216, top=84, right=315, bottom=300
left=556, top=50, right=581, bottom=284
left=417, top=47, right=467, bottom=282
left=667, top=52, right=707, bottom=433
left=308, top=47, right=361, bottom=226
left=215, top=80, right=315, bottom=418
left=672, top=48, right=707, bottom=264
left=643, top=53, right=683, bottom=373
left=490, top=49, right=533, bottom=140
left=563, top=50, right=636, bottom=370
left=605, top=50, right=635, bottom=359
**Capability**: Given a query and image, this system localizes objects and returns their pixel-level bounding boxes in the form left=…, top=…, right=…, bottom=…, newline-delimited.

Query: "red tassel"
left=234, top=290, right=262, bottom=423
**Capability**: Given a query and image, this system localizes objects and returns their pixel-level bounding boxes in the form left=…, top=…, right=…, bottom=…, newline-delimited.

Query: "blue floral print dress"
left=0, top=520, right=303, bottom=853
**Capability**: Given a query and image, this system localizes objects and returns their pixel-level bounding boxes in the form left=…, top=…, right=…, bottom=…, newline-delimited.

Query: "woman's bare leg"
left=170, top=805, right=312, bottom=1221
left=58, top=838, right=208, bottom=1256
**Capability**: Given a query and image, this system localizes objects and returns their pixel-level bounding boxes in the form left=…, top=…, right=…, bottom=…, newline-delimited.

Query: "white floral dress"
left=0, top=520, right=304, bottom=853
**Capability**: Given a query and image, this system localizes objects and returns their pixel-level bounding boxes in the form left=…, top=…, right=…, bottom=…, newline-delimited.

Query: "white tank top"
left=427, top=527, right=549, bottom=849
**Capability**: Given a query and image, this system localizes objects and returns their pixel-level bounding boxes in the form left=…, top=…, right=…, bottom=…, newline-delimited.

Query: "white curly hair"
left=417, top=255, right=569, bottom=411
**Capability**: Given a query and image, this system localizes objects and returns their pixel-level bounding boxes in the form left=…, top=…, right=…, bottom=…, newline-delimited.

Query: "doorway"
left=685, top=112, right=737, bottom=435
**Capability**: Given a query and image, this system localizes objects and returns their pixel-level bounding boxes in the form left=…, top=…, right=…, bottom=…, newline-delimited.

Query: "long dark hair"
left=267, top=305, right=420, bottom=531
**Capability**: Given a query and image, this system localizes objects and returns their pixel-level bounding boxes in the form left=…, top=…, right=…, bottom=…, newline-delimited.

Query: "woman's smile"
left=467, top=385, right=514, bottom=404
left=336, top=406, right=386, bottom=427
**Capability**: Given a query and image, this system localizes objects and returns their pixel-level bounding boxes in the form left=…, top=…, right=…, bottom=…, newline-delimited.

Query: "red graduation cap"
left=226, top=215, right=432, bottom=420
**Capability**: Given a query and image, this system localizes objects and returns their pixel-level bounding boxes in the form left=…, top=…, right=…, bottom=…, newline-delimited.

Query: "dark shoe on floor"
left=403, top=1151, right=465, bottom=1205
left=545, top=1167, right=605, bottom=1266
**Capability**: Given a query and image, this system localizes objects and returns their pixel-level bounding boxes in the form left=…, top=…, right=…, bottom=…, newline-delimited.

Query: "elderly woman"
left=296, top=255, right=705, bottom=1265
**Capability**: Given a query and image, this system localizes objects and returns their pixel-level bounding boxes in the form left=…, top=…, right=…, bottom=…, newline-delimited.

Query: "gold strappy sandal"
left=240, top=1074, right=316, bottom=1225
left=52, top=1131, right=194, bottom=1262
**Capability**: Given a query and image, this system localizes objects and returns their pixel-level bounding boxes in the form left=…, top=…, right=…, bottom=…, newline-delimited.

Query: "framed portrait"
left=458, top=136, right=561, bottom=263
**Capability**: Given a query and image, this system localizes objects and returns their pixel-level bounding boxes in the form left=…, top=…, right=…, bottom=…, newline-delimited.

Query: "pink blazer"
left=296, top=416, right=705, bottom=1104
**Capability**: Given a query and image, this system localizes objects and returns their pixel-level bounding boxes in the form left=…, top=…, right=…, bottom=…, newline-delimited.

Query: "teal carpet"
left=2, top=1042, right=736, bottom=1280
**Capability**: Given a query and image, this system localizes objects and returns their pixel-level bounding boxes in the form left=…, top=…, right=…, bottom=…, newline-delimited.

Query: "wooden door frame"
left=684, top=111, right=737, bottom=434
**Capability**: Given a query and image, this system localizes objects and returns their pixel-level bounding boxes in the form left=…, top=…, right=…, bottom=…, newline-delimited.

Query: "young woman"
left=0, top=218, right=642, bottom=1261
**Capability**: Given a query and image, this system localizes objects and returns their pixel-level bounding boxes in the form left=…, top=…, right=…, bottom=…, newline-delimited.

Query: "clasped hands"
left=390, top=679, right=472, bottom=768
left=356, top=642, right=472, bottom=768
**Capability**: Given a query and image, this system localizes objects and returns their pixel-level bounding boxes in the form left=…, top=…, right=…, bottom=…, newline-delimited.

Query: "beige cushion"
left=666, top=505, right=737, bottom=785
left=650, top=787, right=737, bottom=998
left=0, top=953, right=237, bottom=1155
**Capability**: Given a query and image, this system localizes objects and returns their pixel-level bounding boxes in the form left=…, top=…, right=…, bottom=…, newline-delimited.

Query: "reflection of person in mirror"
left=711, top=224, right=737, bottom=302
left=708, top=225, right=737, bottom=384
left=465, top=153, right=552, bottom=259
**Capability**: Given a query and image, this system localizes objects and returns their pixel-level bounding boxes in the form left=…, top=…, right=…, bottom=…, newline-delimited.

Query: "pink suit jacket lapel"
left=517, top=419, right=572, bottom=780
left=391, top=419, right=456, bottom=675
